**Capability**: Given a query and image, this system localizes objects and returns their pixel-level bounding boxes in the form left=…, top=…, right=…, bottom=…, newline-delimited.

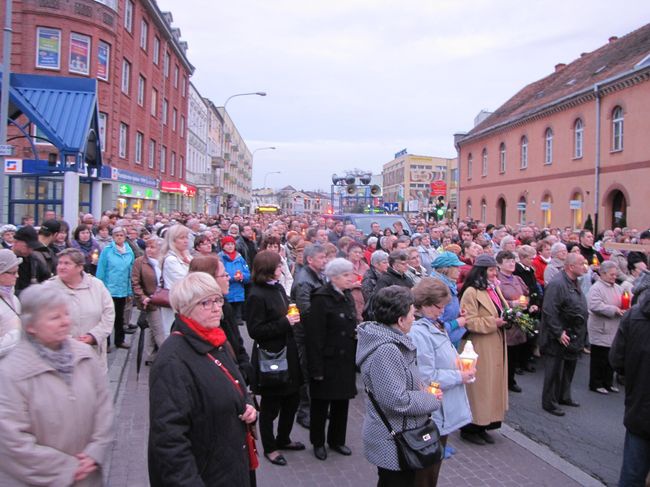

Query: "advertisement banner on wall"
left=36, top=27, right=61, bottom=70
left=69, top=33, right=90, bottom=75
left=97, top=42, right=110, bottom=80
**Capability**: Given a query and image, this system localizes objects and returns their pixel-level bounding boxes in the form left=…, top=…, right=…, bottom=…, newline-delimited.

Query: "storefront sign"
left=4, top=159, right=23, bottom=173
left=36, top=27, right=61, bottom=70
left=109, top=167, right=158, bottom=188
left=69, top=33, right=90, bottom=75
left=161, top=181, right=197, bottom=197
left=119, top=182, right=159, bottom=200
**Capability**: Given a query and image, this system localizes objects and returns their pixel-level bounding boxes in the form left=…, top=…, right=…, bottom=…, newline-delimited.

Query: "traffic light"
left=435, top=196, right=446, bottom=221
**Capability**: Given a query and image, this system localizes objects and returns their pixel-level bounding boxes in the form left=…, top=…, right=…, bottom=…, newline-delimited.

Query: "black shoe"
left=264, top=452, right=287, bottom=466
left=278, top=441, right=306, bottom=451
left=124, top=327, right=137, bottom=335
left=509, top=384, right=522, bottom=393
left=515, top=368, right=524, bottom=375
left=543, top=407, right=565, bottom=417
left=116, top=342, right=131, bottom=349
left=314, top=446, right=327, bottom=460
left=460, top=431, right=486, bottom=445
left=330, top=444, right=352, bottom=456
left=559, top=400, right=580, bottom=407
left=478, top=431, right=495, bottom=444
left=297, top=418, right=310, bottom=429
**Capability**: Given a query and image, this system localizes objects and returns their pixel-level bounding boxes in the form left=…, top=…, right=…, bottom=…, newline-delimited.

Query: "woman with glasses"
left=0, top=249, right=22, bottom=357
left=149, top=272, right=257, bottom=487
left=409, top=277, right=473, bottom=486
left=245, top=250, right=303, bottom=467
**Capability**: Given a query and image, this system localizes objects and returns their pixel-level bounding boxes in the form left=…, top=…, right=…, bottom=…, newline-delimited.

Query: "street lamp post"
left=216, top=91, right=266, bottom=215
left=263, top=170, right=281, bottom=189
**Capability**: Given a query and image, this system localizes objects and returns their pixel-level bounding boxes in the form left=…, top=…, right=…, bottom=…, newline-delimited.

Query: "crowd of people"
left=0, top=209, right=649, bottom=486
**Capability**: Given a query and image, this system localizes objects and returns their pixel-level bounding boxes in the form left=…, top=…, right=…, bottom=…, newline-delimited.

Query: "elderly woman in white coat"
left=587, top=260, right=625, bottom=394
left=160, top=224, right=193, bottom=336
left=0, top=283, right=114, bottom=486
left=44, top=248, right=115, bottom=370
left=409, top=277, right=473, bottom=486
left=0, top=250, right=21, bottom=357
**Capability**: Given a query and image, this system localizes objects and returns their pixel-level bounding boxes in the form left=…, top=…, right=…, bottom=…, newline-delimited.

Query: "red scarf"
left=180, top=315, right=227, bottom=347
left=224, top=250, right=238, bottom=262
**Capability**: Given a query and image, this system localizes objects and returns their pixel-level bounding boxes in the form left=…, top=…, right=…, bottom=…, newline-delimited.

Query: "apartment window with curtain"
left=612, top=106, right=624, bottom=151
left=121, top=59, right=131, bottom=95
left=481, top=148, right=488, bottom=176
left=499, top=142, right=506, bottom=173
left=140, top=20, right=148, bottom=51
left=170, top=151, right=176, bottom=176
left=153, top=36, right=160, bottom=65
left=162, top=99, right=168, bottom=125
left=574, top=119, right=584, bottom=158
left=160, top=146, right=166, bottom=173
left=467, top=153, right=473, bottom=180
left=124, top=0, right=134, bottom=33
left=151, top=88, right=158, bottom=117
left=135, top=132, right=143, bottom=164
left=118, top=123, right=128, bottom=158
left=137, top=75, right=145, bottom=106
left=520, top=136, right=528, bottom=169
left=544, top=128, right=553, bottom=164
left=148, top=140, right=156, bottom=169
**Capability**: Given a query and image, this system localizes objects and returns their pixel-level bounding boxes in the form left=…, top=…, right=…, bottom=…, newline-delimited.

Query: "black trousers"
left=310, top=398, right=349, bottom=447
left=507, top=344, right=525, bottom=387
left=259, top=393, right=299, bottom=454
left=293, top=328, right=311, bottom=423
left=377, top=467, right=415, bottom=487
left=589, top=344, right=613, bottom=390
left=542, top=354, right=577, bottom=409
left=112, top=297, right=127, bottom=346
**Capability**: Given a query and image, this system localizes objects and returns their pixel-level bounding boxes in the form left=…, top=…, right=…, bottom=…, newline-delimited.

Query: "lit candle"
left=592, top=255, right=599, bottom=266
left=621, top=291, right=631, bottom=310
left=428, top=382, right=441, bottom=395
left=518, top=295, right=528, bottom=308
left=287, top=303, right=300, bottom=318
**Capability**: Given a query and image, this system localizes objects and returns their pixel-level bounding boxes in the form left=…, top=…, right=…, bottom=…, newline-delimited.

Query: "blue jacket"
left=219, top=251, right=250, bottom=303
left=408, top=317, right=472, bottom=435
left=430, top=270, right=467, bottom=348
left=96, top=241, right=135, bottom=297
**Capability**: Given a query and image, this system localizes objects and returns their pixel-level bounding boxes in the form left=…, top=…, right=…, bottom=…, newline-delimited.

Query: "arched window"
left=574, top=119, right=584, bottom=158
left=612, top=106, right=624, bottom=151
left=466, top=199, right=472, bottom=218
left=544, top=128, right=553, bottom=164
left=480, top=199, right=487, bottom=223
left=520, top=136, right=528, bottom=169
left=467, top=153, right=473, bottom=180
left=481, top=148, right=488, bottom=176
left=499, top=143, right=506, bottom=173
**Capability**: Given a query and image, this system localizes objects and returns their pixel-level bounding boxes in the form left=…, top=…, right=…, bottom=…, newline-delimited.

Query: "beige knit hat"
left=0, top=249, right=22, bottom=274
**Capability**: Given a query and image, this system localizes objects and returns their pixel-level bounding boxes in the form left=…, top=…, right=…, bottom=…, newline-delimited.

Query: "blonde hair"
left=160, top=224, right=191, bottom=264
left=170, top=272, right=222, bottom=316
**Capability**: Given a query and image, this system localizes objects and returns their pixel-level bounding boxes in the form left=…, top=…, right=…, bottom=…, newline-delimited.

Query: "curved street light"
left=263, top=170, right=281, bottom=188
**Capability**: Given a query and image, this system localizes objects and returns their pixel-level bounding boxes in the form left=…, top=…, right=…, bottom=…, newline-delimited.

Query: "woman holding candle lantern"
left=458, top=254, right=508, bottom=446
left=587, top=260, right=626, bottom=394
left=409, top=277, right=473, bottom=486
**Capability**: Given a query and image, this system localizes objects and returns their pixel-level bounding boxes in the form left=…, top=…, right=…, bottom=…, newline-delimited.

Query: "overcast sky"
left=157, top=0, right=650, bottom=191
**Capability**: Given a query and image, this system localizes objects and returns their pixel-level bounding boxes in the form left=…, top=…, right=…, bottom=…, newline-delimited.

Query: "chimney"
left=580, top=52, right=588, bottom=58
left=555, top=63, right=567, bottom=73
left=609, top=36, right=618, bottom=43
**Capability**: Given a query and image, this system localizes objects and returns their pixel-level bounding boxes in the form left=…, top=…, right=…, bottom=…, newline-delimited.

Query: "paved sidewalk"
left=105, top=329, right=604, bottom=487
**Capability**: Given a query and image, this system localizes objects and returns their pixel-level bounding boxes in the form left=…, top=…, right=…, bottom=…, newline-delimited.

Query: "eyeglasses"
left=215, top=274, right=230, bottom=279
left=198, top=296, right=224, bottom=310
left=2, top=270, right=18, bottom=276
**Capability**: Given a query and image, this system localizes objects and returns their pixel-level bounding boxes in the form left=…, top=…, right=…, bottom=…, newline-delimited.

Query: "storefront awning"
left=2, top=72, right=102, bottom=168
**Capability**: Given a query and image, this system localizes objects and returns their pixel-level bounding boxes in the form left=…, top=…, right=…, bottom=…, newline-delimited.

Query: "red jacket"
left=532, top=255, right=548, bottom=286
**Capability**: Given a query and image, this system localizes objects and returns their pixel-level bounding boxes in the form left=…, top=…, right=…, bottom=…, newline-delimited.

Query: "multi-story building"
left=455, top=23, right=650, bottom=230
left=277, top=186, right=328, bottom=215
left=185, top=83, right=209, bottom=213
left=0, top=0, right=194, bottom=223
left=205, top=99, right=224, bottom=215
left=382, top=151, right=457, bottom=215
left=217, top=108, right=252, bottom=214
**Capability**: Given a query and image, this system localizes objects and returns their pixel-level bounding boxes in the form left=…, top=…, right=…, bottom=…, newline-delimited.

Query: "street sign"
left=517, top=202, right=527, bottom=211
left=0, top=144, right=14, bottom=156
left=383, top=202, right=398, bottom=213
left=569, top=199, right=583, bottom=210
left=429, top=180, right=447, bottom=197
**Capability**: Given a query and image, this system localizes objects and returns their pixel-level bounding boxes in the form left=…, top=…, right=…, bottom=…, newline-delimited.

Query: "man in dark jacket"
left=541, top=253, right=588, bottom=417
left=610, top=294, right=650, bottom=486
left=290, top=243, right=327, bottom=429
left=35, top=219, right=60, bottom=276
left=374, top=250, right=413, bottom=292
left=12, top=226, right=50, bottom=295
left=236, top=225, right=258, bottom=269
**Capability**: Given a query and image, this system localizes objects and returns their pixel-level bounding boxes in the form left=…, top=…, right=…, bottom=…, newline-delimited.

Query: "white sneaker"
left=595, top=387, right=609, bottom=395
left=608, top=386, right=620, bottom=393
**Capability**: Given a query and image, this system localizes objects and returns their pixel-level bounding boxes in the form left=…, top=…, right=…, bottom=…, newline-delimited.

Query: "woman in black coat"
left=245, top=250, right=303, bottom=466
left=148, top=272, right=257, bottom=487
left=305, top=258, right=358, bottom=461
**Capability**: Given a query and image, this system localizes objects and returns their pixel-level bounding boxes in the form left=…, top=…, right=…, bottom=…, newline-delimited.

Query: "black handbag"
left=366, top=387, right=443, bottom=470
left=257, top=345, right=289, bottom=387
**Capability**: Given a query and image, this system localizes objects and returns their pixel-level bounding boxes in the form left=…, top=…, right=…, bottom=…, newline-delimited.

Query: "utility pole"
left=0, top=0, right=13, bottom=223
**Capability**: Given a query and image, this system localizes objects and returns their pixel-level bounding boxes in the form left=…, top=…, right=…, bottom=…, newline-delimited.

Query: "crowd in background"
left=0, top=208, right=649, bottom=487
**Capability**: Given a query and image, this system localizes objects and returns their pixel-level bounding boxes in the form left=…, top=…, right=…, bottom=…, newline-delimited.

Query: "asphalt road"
left=505, top=353, right=625, bottom=486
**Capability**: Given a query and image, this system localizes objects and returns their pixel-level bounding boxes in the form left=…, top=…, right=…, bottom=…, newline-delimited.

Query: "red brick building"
left=1, top=0, right=194, bottom=220
left=455, top=23, right=650, bottom=232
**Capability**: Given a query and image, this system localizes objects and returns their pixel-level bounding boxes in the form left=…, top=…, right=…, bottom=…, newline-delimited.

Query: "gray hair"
left=370, top=250, right=389, bottom=267
left=20, top=283, right=71, bottom=329
left=170, top=272, right=222, bottom=316
left=303, top=243, right=326, bottom=261
left=324, top=257, right=354, bottom=278
left=389, top=249, right=409, bottom=266
left=111, top=226, right=126, bottom=236
left=551, top=242, right=567, bottom=257
left=517, top=245, right=536, bottom=259
left=501, top=235, right=516, bottom=247
left=599, top=260, right=618, bottom=274
left=57, top=248, right=86, bottom=266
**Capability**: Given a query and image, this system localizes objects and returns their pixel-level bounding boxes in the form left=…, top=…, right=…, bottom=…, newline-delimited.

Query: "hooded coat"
left=0, top=339, right=114, bottom=486
left=356, top=322, right=440, bottom=471
left=96, top=241, right=134, bottom=297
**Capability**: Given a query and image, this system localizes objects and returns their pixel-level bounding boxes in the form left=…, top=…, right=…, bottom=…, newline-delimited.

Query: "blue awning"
left=1, top=72, right=102, bottom=168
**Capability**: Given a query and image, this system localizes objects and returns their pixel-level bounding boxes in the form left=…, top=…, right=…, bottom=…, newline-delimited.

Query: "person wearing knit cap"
left=219, top=235, right=250, bottom=327
left=430, top=251, right=467, bottom=349
left=0, top=249, right=22, bottom=357
left=458, top=251, right=508, bottom=446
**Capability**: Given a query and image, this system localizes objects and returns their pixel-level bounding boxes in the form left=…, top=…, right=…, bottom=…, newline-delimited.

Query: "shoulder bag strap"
left=0, top=295, right=19, bottom=318
left=365, top=387, right=397, bottom=436
left=159, top=257, right=166, bottom=288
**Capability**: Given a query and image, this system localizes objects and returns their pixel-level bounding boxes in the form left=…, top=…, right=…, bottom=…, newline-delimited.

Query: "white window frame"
left=135, top=131, right=143, bottom=164
left=612, top=107, right=624, bottom=151
left=119, top=122, right=128, bottom=158
left=151, top=88, right=157, bottom=117
left=140, top=19, right=148, bottom=51
left=137, top=75, right=145, bottom=106
left=481, top=200, right=487, bottom=223
left=180, top=115, right=185, bottom=137
left=35, top=27, right=62, bottom=70
left=160, top=146, right=166, bottom=173
left=499, top=143, right=506, bottom=173
left=162, top=98, right=168, bottom=125
left=179, top=156, right=184, bottom=178
left=153, top=36, right=160, bottom=65
left=121, top=58, right=131, bottom=95
left=574, top=119, right=584, bottom=158
left=172, top=108, right=177, bottom=132
left=481, top=148, right=488, bottom=176
left=181, top=76, right=186, bottom=97
left=148, top=140, right=156, bottom=169
left=174, top=65, right=179, bottom=88
left=520, top=136, right=528, bottom=169
left=544, top=128, right=553, bottom=165
left=97, top=41, right=110, bottom=81
left=171, top=151, right=176, bottom=176
left=163, top=50, right=170, bottom=77
left=467, top=153, right=472, bottom=180
left=98, top=112, right=107, bottom=152
left=124, top=0, right=134, bottom=33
